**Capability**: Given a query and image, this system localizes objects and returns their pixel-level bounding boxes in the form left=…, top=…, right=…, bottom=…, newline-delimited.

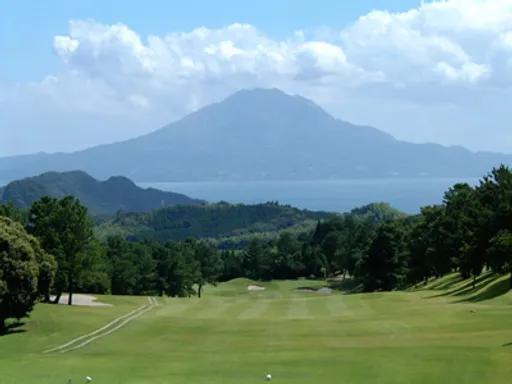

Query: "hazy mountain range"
left=0, top=170, right=204, bottom=213
left=2, top=88, right=510, bottom=183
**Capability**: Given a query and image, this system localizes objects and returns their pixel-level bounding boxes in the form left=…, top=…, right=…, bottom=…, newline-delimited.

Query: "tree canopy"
left=0, top=216, right=56, bottom=332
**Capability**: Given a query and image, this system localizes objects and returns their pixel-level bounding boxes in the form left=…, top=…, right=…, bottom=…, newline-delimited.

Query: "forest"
left=1, top=164, right=512, bottom=331
left=94, top=201, right=338, bottom=248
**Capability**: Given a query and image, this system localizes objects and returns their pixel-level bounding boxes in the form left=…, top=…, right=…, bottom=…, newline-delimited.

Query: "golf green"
left=1, top=277, right=511, bottom=384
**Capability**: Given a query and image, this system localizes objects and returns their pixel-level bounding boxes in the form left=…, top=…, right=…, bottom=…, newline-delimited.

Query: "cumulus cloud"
left=3, top=0, right=512, bottom=157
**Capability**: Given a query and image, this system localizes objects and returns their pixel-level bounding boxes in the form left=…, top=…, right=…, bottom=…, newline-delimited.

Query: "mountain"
left=1, top=88, right=511, bottom=182
left=0, top=170, right=205, bottom=213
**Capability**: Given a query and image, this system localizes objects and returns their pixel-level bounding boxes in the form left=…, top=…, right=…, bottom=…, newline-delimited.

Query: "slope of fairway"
left=1, top=281, right=511, bottom=384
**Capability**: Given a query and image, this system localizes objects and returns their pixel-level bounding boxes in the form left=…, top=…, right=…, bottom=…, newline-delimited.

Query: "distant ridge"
left=0, top=88, right=511, bottom=182
left=0, top=170, right=205, bottom=213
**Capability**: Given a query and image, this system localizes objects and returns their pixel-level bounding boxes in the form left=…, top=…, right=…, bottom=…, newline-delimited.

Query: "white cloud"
left=3, top=0, right=512, bottom=157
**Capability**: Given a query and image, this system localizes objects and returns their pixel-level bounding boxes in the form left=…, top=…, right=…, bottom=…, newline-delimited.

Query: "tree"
left=104, top=235, right=138, bottom=295
left=406, top=205, right=448, bottom=284
left=219, top=249, right=245, bottom=282
left=406, top=215, right=432, bottom=285
left=77, top=239, right=110, bottom=294
left=320, top=230, right=344, bottom=275
left=475, top=165, right=512, bottom=276
left=487, top=230, right=512, bottom=289
left=443, top=183, right=481, bottom=284
left=0, top=201, right=26, bottom=224
left=300, top=244, right=326, bottom=278
left=166, top=241, right=199, bottom=297
left=0, top=217, right=55, bottom=332
left=243, top=239, right=270, bottom=280
left=357, top=221, right=408, bottom=292
left=274, top=231, right=302, bottom=279
left=131, top=241, right=157, bottom=295
left=27, top=196, right=94, bottom=305
left=33, top=238, right=58, bottom=302
left=188, top=239, right=223, bottom=298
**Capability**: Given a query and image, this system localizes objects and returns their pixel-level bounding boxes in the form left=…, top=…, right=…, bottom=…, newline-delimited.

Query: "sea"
left=138, top=178, right=480, bottom=214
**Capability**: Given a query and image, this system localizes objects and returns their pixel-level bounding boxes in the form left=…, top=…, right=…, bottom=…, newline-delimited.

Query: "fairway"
left=1, top=278, right=512, bottom=384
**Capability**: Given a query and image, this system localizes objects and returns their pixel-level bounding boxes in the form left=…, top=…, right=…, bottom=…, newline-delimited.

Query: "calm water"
left=138, top=178, right=480, bottom=214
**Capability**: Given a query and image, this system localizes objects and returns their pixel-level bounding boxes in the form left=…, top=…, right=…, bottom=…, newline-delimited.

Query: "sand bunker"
left=296, top=287, right=333, bottom=295
left=50, top=294, right=112, bottom=307
left=248, top=285, right=266, bottom=291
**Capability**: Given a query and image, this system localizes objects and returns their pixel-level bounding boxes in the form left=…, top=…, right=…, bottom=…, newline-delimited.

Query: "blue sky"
left=2, top=0, right=512, bottom=156
left=1, top=0, right=418, bottom=83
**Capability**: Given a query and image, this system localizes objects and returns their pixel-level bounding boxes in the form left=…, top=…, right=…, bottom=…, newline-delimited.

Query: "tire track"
left=59, top=305, right=154, bottom=353
left=148, top=296, right=158, bottom=306
left=43, top=297, right=157, bottom=354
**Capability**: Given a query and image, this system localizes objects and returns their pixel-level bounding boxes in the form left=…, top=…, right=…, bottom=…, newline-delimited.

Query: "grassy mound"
left=412, top=272, right=512, bottom=305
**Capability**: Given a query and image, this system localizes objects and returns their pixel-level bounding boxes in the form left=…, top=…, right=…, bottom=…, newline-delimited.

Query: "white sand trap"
left=318, top=287, right=333, bottom=295
left=50, top=294, right=112, bottom=307
left=248, top=285, right=265, bottom=291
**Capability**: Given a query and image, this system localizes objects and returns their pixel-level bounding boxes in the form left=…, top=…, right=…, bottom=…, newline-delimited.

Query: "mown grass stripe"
left=345, top=294, right=376, bottom=318
left=326, top=295, right=351, bottom=318
left=287, top=296, right=310, bottom=319
left=237, top=297, right=270, bottom=320
left=195, top=298, right=238, bottom=319
left=261, top=296, right=292, bottom=319
left=217, top=297, right=254, bottom=319
left=168, top=298, right=205, bottom=318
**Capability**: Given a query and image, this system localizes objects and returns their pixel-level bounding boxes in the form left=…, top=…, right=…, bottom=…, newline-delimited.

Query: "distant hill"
left=94, top=201, right=408, bottom=249
left=1, top=88, right=511, bottom=182
left=350, top=202, right=408, bottom=222
left=95, top=201, right=338, bottom=247
left=0, top=171, right=205, bottom=213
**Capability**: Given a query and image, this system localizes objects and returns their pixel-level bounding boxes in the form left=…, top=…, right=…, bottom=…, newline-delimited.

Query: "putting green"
left=1, top=277, right=511, bottom=384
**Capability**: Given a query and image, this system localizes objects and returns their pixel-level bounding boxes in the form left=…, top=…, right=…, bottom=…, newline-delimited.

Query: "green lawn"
left=1, top=276, right=511, bottom=384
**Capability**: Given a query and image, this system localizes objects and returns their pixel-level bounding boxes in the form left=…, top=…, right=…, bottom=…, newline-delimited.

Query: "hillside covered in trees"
left=2, top=165, right=512, bottom=330
left=0, top=170, right=205, bottom=213
left=95, top=201, right=340, bottom=248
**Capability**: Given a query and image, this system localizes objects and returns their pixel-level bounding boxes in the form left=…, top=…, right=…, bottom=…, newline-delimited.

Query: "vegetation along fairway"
left=1, top=277, right=512, bottom=384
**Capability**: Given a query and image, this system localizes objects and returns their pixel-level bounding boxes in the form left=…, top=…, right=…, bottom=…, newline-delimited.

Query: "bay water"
left=138, top=178, right=480, bottom=214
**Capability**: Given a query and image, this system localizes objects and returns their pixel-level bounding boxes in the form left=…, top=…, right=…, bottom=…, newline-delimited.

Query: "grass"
left=0, top=276, right=511, bottom=384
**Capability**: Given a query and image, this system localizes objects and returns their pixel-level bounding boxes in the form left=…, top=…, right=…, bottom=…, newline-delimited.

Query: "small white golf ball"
left=85, top=377, right=91, bottom=383
left=266, top=373, right=272, bottom=380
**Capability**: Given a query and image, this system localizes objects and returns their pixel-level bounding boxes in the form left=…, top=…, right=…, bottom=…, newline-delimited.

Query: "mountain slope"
left=94, top=201, right=338, bottom=247
left=94, top=200, right=407, bottom=249
left=0, top=171, right=205, bottom=213
left=1, top=88, right=511, bottom=182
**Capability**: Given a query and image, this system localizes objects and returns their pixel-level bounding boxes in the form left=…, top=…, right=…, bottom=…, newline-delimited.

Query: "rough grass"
left=1, top=276, right=511, bottom=384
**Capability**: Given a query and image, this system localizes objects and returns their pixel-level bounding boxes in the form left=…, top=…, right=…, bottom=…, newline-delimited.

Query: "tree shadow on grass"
left=426, top=274, right=465, bottom=291
left=0, top=321, right=26, bottom=337
left=454, top=276, right=510, bottom=303
left=404, top=274, right=463, bottom=292
left=425, top=272, right=498, bottom=299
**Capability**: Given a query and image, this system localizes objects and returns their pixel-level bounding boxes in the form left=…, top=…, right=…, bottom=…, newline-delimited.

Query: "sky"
left=2, top=0, right=512, bottom=156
